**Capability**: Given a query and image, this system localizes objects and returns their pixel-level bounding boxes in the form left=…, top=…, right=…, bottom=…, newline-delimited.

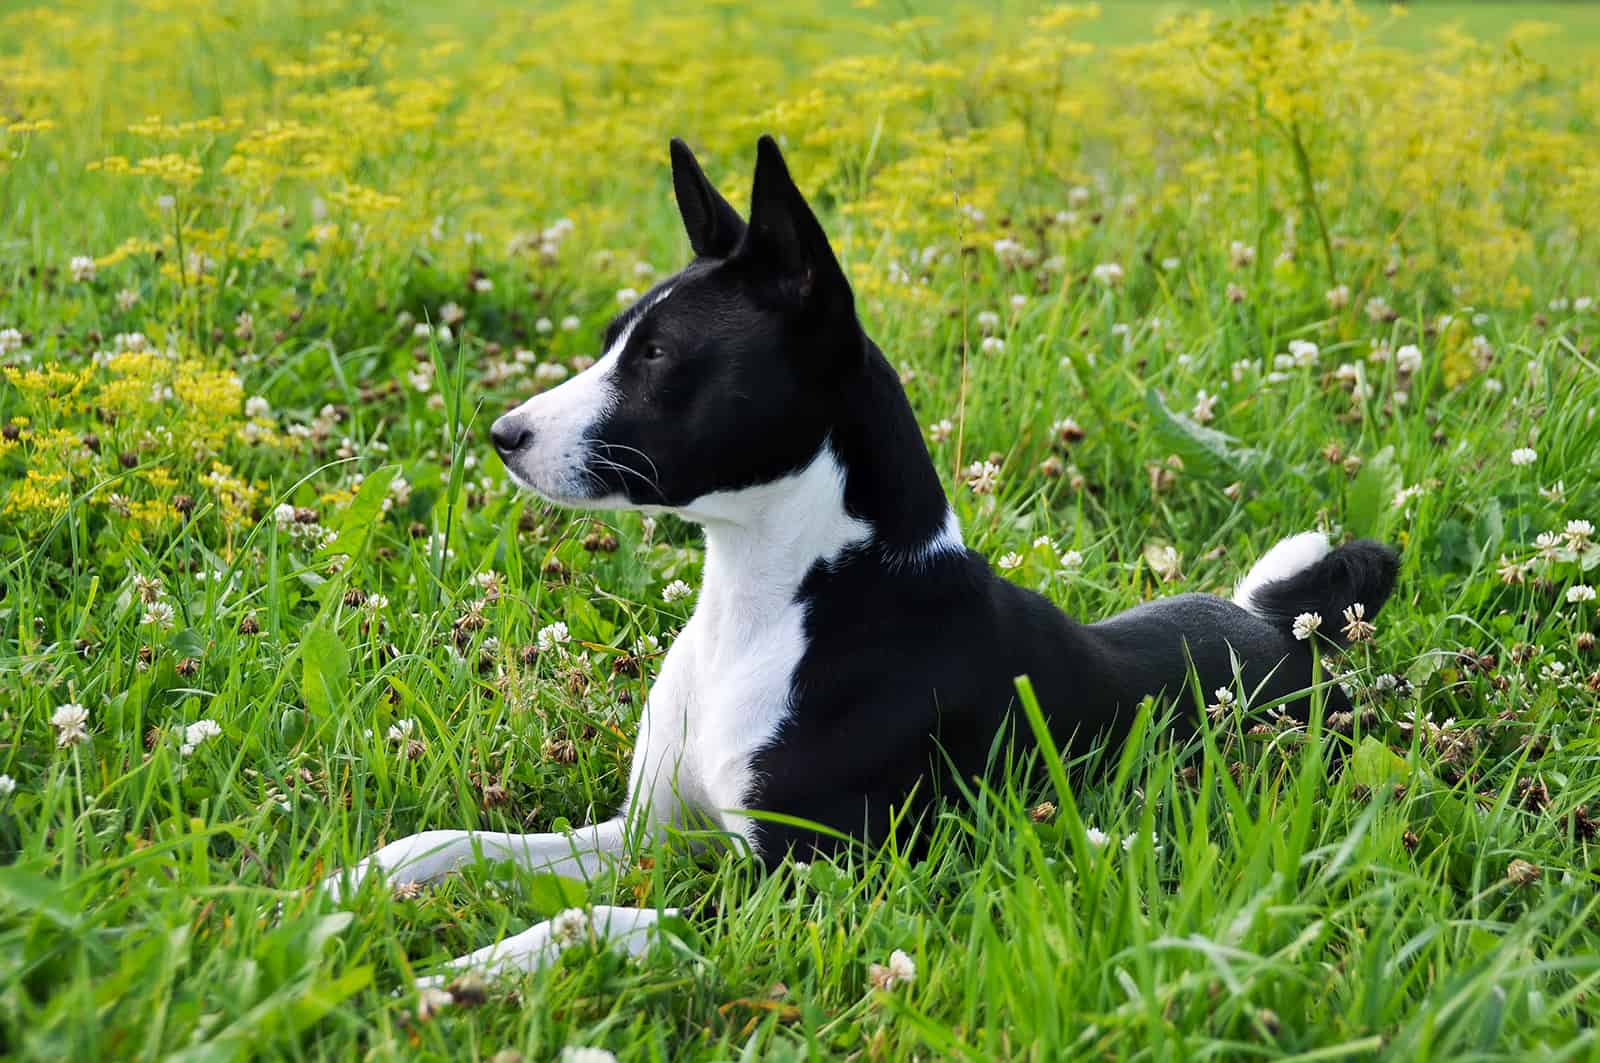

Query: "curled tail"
left=1232, top=531, right=1401, bottom=649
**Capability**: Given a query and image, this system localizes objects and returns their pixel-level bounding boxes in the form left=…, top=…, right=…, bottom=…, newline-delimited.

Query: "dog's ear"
left=737, top=134, right=852, bottom=315
left=670, top=138, right=746, bottom=259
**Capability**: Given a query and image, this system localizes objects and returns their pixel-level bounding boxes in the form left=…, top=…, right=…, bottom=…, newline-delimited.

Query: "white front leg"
left=322, top=816, right=633, bottom=902
left=415, top=904, right=675, bottom=989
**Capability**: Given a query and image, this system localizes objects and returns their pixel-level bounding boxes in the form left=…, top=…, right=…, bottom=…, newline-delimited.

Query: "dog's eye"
left=643, top=342, right=669, bottom=361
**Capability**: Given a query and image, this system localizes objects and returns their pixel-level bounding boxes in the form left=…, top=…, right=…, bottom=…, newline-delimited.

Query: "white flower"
left=1033, top=535, right=1053, bottom=550
left=1565, top=520, right=1594, bottom=550
left=1325, top=284, right=1351, bottom=308
left=1291, top=612, right=1322, bottom=641
left=180, top=719, right=222, bottom=757
left=867, top=948, right=916, bottom=991
left=535, top=362, right=569, bottom=384
left=70, top=255, right=97, bottom=282
left=662, top=579, right=693, bottom=603
left=550, top=907, right=590, bottom=947
left=980, top=336, right=1005, bottom=355
left=964, top=460, right=1001, bottom=495
left=1535, top=531, right=1563, bottom=560
left=928, top=418, right=954, bottom=443
left=560, top=1048, right=618, bottom=1063
left=1191, top=389, right=1218, bottom=424
left=1392, top=484, right=1425, bottom=510
left=1059, top=549, right=1084, bottom=571
left=536, top=622, right=570, bottom=653
left=1568, top=585, right=1597, bottom=604
left=387, top=718, right=415, bottom=743
left=1228, top=241, right=1255, bottom=268
left=1341, top=602, right=1376, bottom=643
left=1539, top=481, right=1566, bottom=502
left=1394, top=344, right=1423, bottom=374
left=1288, top=339, right=1319, bottom=366
left=997, top=552, right=1023, bottom=571
left=1085, top=826, right=1110, bottom=847
left=142, top=601, right=176, bottom=628
left=273, top=503, right=297, bottom=530
left=116, top=287, right=140, bottom=311
left=0, top=774, right=14, bottom=796
left=561, top=315, right=581, bottom=332
left=1091, top=262, right=1124, bottom=288
left=1009, top=293, right=1027, bottom=311
left=535, top=316, right=554, bottom=335
left=472, top=277, right=493, bottom=293
left=1510, top=447, right=1537, bottom=467
left=52, top=703, right=90, bottom=747
left=1161, top=256, right=1181, bottom=271
left=0, top=327, right=22, bottom=354
left=245, top=396, right=272, bottom=419
left=615, top=287, right=639, bottom=306
left=1122, top=831, right=1160, bottom=853
left=438, top=301, right=465, bottom=325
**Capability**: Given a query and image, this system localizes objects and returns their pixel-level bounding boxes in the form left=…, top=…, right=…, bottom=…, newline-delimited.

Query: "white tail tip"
left=1232, top=531, right=1330, bottom=618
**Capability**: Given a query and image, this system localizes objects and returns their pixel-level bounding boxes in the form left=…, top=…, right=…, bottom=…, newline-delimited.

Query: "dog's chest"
left=637, top=587, right=809, bottom=840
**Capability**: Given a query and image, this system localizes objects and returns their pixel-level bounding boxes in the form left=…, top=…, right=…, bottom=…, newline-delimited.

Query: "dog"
left=325, top=136, right=1400, bottom=984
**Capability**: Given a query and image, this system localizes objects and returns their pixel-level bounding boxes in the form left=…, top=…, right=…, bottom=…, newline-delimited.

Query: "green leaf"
left=1143, top=386, right=1267, bottom=482
left=524, top=872, right=588, bottom=918
left=1346, top=445, right=1401, bottom=538
left=300, top=622, right=349, bottom=720
left=319, top=465, right=398, bottom=559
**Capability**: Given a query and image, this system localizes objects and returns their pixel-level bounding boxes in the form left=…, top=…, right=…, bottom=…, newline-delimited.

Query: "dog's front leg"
left=415, top=904, right=673, bottom=989
left=322, top=816, right=633, bottom=902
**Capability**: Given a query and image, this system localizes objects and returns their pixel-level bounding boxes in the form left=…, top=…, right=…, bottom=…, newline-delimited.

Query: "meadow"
left=3, top=0, right=1600, bottom=1058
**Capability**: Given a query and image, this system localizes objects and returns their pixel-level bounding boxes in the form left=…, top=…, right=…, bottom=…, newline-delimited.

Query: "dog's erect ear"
left=670, top=138, right=745, bottom=259
left=738, top=134, right=852, bottom=313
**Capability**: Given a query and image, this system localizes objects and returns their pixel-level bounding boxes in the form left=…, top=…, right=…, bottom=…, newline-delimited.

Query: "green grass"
left=4, top=0, right=1600, bottom=1059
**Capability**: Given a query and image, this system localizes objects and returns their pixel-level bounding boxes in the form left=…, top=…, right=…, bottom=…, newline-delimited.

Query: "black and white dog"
left=327, top=137, right=1399, bottom=982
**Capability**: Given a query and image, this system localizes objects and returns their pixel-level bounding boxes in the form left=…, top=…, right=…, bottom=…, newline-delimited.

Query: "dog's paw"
left=319, top=830, right=469, bottom=904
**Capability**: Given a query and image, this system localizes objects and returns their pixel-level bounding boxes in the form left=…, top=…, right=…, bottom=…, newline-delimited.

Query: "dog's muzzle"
left=489, top=413, right=532, bottom=456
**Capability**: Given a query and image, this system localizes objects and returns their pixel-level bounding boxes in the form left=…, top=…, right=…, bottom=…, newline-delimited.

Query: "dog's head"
left=490, top=136, right=863, bottom=512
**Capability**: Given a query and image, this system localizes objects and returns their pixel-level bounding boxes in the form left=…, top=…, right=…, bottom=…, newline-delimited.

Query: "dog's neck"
left=673, top=347, right=960, bottom=640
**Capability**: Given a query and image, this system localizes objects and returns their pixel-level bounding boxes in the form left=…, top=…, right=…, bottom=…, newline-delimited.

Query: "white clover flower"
left=1010, top=293, right=1028, bottom=310
left=1288, top=339, right=1319, bottom=366
left=662, top=579, right=693, bottom=603
left=1325, top=284, right=1351, bottom=308
left=561, top=315, right=581, bottom=332
left=142, top=601, right=176, bottom=629
left=52, top=703, right=90, bottom=747
left=560, top=1048, right=618, bottom=1063
left=997, top=552, right=1023, bottom=571
left=615, top=287, right=639, bottom=306
left=928, top=418, right=954, bottom=443
left=387, top=718, right=415, bottom=743
left=1121, top=831, right=1160, bottom=852
left=1059, top=549, right=1084, bottom=571
left=472, top=277, right=493, bottom=293
left=0, top=327, right=22, bottom=354
left=1392, top=484, right=1425, bottom=510
left=1568, top=585, right=1597, bottom=604
left=1228, top=241, right=1255, bottom=268
left=1394, top=344, right=1423, bottom=374
left=550, top=907, right=590, bottom=947
left=535, top=362, right=569, bottom=384
left=1161, top=256, right=1181, bottom=271
left=416, top=986, right=452, bottom=1022
left=1565, top=520, right=1594, bottom=549
left=116, top=287, right=140, bottom=311
left=244, top=396, right=272, bottom=420
left=0, top=774, right=14, bottom=797
left=980, top=336, right=1005, bottom=355
left=635, top=634, right=660, bottom=655
left=1291, top=612, right=1322, bottom=641
left=867, top=948, right=916, bottom=991
left=438, top=301, right=465, bottom=325
left=976, top=310, right=1001, bottom=333
left=1535, top=531, right=1563, bottom=560
left=536, top=621, right=570, bottom=653
left=1510, top=447, right=1537, bottom=467
left=1032, top=535, right=1053, bottom=550
left=1341, top=602, right=1376, bottom=643
left=70, top=255, right=97, bottom=282
left=965, top=461, right=1001, bottom=495
left=534, top=316, right=553, bottom=335
left=1084, top=826, right=1110, bottom=847
left=1191, top=390, right=1218, bottom=424
left=180, top=719, right=222, bottom=757
left=1090, top=262, right=1124, bottom=287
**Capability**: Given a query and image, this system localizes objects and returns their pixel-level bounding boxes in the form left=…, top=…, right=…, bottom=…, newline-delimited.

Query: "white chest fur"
left=623, top=448, right=873, bottom=846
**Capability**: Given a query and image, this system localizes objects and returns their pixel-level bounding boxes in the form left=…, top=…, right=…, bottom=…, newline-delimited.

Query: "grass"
left=3, top=0, right=1600, bottom=1059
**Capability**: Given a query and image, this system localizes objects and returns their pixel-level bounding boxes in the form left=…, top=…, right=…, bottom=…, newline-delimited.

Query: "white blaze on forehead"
left=495, top=286, right=671, bottom=502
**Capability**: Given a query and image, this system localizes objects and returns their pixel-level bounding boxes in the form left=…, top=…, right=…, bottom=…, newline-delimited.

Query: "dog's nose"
left=490, top=415, right=532, bottom=454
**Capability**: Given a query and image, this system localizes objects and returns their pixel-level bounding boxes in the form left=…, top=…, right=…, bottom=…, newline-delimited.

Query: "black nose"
left=490, top=416, right=531, bottom=454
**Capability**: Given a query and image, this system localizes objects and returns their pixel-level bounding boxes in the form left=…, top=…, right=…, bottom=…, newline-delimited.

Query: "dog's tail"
left=1232, top=531, right=1401, bottom=649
